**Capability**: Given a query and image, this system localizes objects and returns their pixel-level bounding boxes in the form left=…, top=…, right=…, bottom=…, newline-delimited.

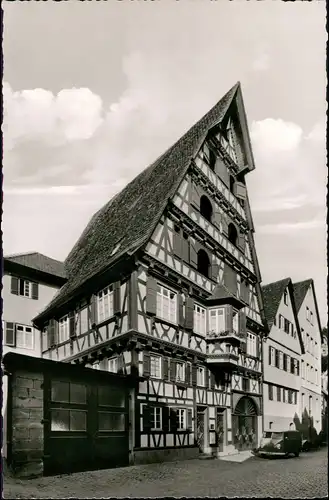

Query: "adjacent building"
left=33, top=82, right=269, bottom=465
left=293, top=279, right=322, bottom=433
left=262, top=278, right=304, bottom=432
left=2, top=252, right=66, bottom=457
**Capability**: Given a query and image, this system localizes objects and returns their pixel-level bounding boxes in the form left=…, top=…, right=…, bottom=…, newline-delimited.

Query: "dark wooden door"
left=216, top=408, right=225, bottom=451
left=232, top=396, right=257, bottom=452
left=43, top=373, right=129, bottom=475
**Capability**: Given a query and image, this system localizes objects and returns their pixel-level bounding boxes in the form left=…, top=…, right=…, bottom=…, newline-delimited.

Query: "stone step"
left=199, top=453, right=216, bottom=460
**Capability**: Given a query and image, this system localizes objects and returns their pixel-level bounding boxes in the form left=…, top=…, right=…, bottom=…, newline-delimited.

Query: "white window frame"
left=16, top=278, right=33, bottom=298
left=247, top=332, right=256, bottom=357
left=209, top=307, right=225, bottom=334
left=176, top=362, right=186, bottom=383
left=194, top=304, right=207, bottom=336
left=97, top=285, right=114, bottom=323
left=151, top=407, right=162, bottom=431
left=279, top=351, right=284, bottom=370
left=108, top=357, right=118, bottom=373
left=16, top=324, right=34, bottom=350
left=59, top=315, right=69, bottom=344
left=232, top=308, right=239, bottom=333
left=150, top=355, right=162, bottom=379
left=278, top=314, right=283, bottom=329
left=176, top=408, right=187, bottom=430
left=156, top=285, right=177, bottom=324
left=197, top=366, right=206, bottom=386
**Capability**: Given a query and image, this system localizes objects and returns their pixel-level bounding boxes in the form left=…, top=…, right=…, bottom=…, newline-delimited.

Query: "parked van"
left=253, top=430, right=302, bottom=458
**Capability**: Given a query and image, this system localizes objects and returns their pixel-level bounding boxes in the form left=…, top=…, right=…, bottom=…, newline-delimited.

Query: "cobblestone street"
left=4, top=447, right=328, bottom=499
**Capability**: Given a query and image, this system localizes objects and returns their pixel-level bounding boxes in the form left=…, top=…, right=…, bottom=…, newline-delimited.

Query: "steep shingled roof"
left=4, top=252, right=66, bottom=279
left=34, top=83, right=241, bottom=323
left=292, top=279, right=313, bottom=312
left=261, top=277, right=291, bottom=328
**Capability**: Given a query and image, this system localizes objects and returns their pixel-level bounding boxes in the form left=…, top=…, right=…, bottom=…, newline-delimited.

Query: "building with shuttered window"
left=2, top=252, right=66, bottom=458
left=262, top=278, right=304, bottom=432
left=33, top=82, right=268, bottom=465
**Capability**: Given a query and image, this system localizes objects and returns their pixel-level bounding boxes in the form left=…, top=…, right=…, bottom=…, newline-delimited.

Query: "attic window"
left=209, top=149, right=216, bottom=171
left=200, top=195, right=213, bottom=223
left=111, top=242, right=121, bottom=256
left=229, top=175, right=235, bottom=195
left=284, top=289, right=288, bottom=306
left=228, top=223, right=238, bottom=246
left=197, top=249, right=210, bottom=278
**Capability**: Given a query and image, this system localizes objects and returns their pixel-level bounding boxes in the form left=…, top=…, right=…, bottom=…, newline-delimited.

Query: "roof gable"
left=262, top=277, right=304, bottom=353
left=34, top=82, right=258, bottom=324
left=293, top=278, right=323, bottom=336
left=4, top=252, right=66, bottom=279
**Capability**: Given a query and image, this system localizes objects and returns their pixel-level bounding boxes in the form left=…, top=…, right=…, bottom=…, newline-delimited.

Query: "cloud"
left=251, top=118, right=303, bottom=156
left=3, top=83, right=104, bottom=150
left=306, top=119, right=326, bottom=146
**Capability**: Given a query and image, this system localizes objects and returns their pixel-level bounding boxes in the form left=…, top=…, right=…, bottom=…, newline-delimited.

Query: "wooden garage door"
left=43, top=375, right=129, bottom=475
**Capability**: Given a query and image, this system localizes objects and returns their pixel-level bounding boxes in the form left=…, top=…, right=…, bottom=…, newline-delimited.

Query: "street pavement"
left=4, top=447, right=328, bottom=499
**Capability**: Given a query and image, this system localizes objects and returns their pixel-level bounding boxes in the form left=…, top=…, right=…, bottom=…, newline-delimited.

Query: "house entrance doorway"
left=232, top=396, right=258, bottom=451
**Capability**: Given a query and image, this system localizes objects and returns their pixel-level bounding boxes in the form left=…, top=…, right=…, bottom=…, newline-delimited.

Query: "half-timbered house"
left=33, top=82, right=268, bottom=466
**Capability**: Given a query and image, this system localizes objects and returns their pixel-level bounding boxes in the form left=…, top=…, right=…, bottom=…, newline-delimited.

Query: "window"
left=197, top=249, right=210, bottom=278
left=209, top=308, right=225, bottom=334
left=306, top=306, right=310, bottom=321
left=176, top=362, right=186, bottom=383
left=51, top=409, right=87, bottom=432
left=279, top=351, right=284, bottom=370
left=288, top=390, right=293, bottom=404
left=278, top=315, right=283, bottom=329
left=242, top=377, right=250, bottom=392
left=294, top=359, right=299, bottom=376
left=268, top=384, right=273, bottom=401
left=16, top=325, right=34, bottom=349
left=284, top=289, right=288, bottom=305
left=194, top=304, right=206, bottom=335
left=99, top=412, right=125, bottom=432
left=108, top=357, right=118, bottom=373
left=97, top=285, right=114, bottom=322
left=229, top=175, right=235, bottom=195
left=176, top=408, right=186, bottom=430
left=294, top=392, right=297, bottom=405
left=290, top=323, right=294, bottom=337
left=275, top=349, right=280, bottom=368
left=269, top=346, right=275, bottom=366
left=156, top=285, right=177, bottom=323
left=284, top=319, right=290, bottom=334
left=59, top=315, right=69, bottom=344
left=277, top=386, right=281, bottom=402
left=11, top=277, right=39, bottom=300
left=227, top=223, right=238, bottom=246
left=283, top=353, right=287, bottom=371
left=301, top=360, right=305, bottom=379
left=200, top=195, right=213, bottom=222
left=151, top=407, right=162, bottom=431
left=310, top=311, right=313, bottom=325
left=197, top=366, right=205, bottom=386
left=232, top=309, right=239, bottom=333
left=282, top=389, right=286, bottom=403
left=150, top=355, right=161, bottom=379
left=247, top=333, right=257, bottom=357
left=290, top=357, right=295, bottom=374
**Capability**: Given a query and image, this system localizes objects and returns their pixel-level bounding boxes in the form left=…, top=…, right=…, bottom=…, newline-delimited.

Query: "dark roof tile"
left=4, top=252, right=66, bottom=279
left=261, top=277, right=291, bottom=328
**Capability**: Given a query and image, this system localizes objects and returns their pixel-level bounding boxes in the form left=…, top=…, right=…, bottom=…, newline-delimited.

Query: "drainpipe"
left=260, top=336, right=266, bottom=437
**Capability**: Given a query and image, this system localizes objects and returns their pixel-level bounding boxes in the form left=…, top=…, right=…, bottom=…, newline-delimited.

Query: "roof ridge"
left=262, top=277, right=291, bottom=289
left=4, top=251, right=37, bottom=258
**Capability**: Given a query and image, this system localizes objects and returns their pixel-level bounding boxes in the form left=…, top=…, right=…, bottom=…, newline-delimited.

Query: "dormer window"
left=197, top=249, right=210, bottom=278
left=228, top=223, right=238, bottom=246
left=200, top=195, right=213, bottom=222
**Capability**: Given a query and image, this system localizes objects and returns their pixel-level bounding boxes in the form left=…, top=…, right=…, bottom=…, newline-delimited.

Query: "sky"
left=2, top=1, right=327, bottom=325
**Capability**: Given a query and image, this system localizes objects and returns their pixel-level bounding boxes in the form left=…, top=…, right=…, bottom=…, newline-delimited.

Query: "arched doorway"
left=232, top=396, right=258, bottom=451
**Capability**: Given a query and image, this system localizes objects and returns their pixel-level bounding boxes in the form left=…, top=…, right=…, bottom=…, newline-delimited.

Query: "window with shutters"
left=277, top=386, right=281, bottom=402
left=97, top=285, right=114, bottom=322
left=194, top=304, right=206, bottom=336
left=175, top=362, right=185, bottom=383
left=11, top=277, right=39, bottom=299
left=197, top=249, right=210, bottom=278
left=283, top=353, right=287, bottom=371
left=275, top=349, right=280, bottom=368
left=150, top=407, right=162, bottom=431
left=16, top=325, right=34, bottom=349
left=290, top=357, right=295, bottom=374
left=197, top=366, right=205, bottom=386
left=150, top=355, right=161, bottom=379
left=108, top=357, right=118, bottom=373
left=200, top=195, right=213, bottom=223
left=156, top=285, right=177, bottom=323
left=209, top=308, right=225, bottom=334
left=288, top=390, right=293, bottom=404
left=59, top=315, right=70, bottom=344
